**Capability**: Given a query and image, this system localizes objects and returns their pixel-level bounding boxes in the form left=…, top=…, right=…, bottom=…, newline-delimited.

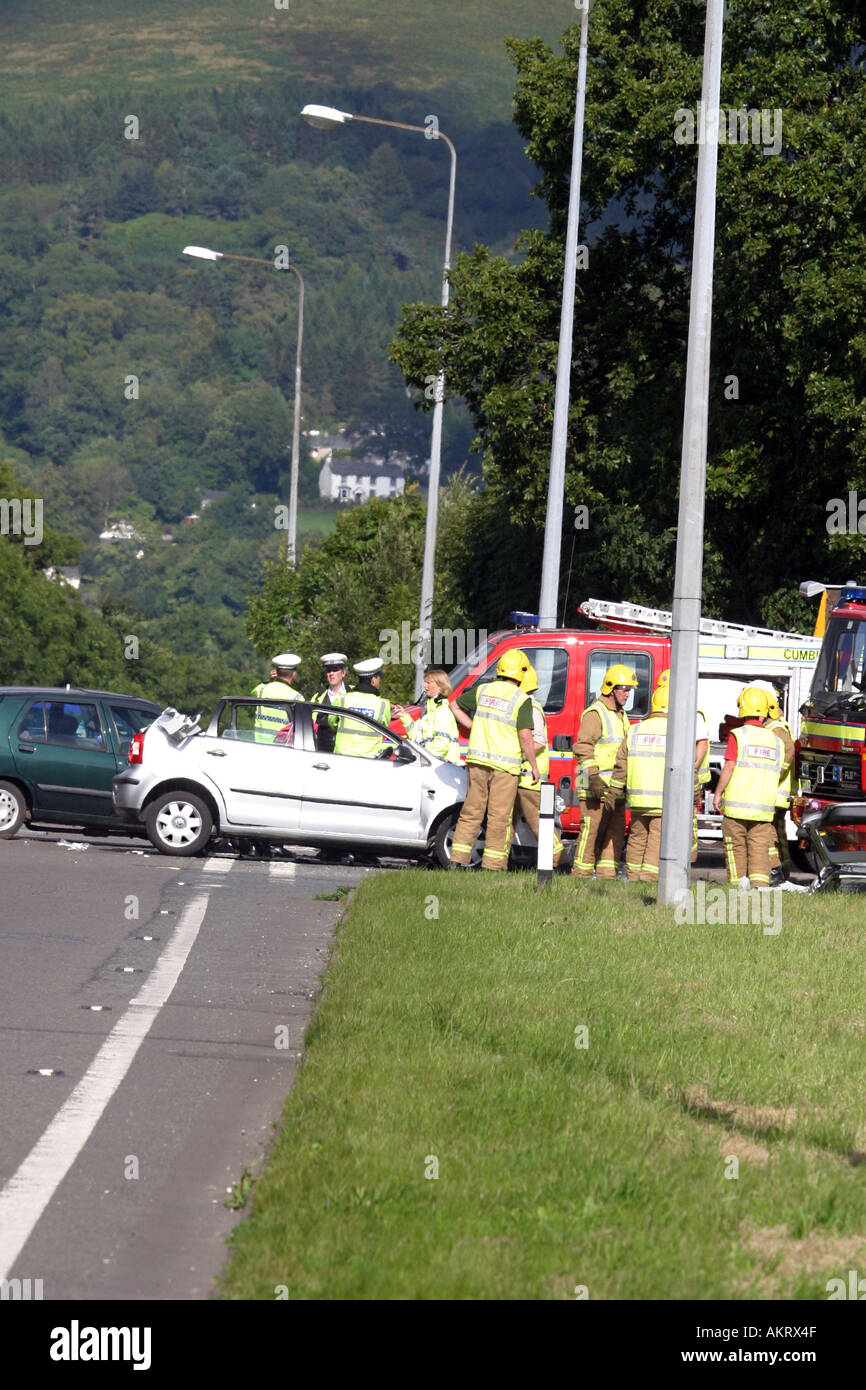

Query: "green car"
left=0, top=686, right=162, bottom=839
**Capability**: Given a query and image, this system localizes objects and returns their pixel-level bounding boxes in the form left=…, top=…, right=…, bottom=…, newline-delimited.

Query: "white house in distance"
left=318, top=458, right=406, bottom=504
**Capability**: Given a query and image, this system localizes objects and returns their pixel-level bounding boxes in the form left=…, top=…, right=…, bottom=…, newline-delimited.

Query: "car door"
left=11, top=698, right=121, bottom=822
left=196, top=698, right=303, bottom=831
left=295, top=704, right=423, bottom=844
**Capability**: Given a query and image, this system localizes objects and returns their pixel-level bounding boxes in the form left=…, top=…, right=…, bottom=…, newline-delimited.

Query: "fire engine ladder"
left=579, top=597, right=813, bottom=647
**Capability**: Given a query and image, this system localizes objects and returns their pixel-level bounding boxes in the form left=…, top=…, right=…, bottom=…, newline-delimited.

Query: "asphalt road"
left=0, top=828, right=394, bottom=1301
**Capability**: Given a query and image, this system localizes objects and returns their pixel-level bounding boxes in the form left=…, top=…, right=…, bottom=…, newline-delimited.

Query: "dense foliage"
left=391, top=0, right=866, bottom=631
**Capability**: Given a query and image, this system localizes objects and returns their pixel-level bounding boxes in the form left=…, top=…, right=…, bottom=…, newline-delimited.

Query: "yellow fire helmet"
left=520, top=662, right=538, bottom=695
left=651, top=684, right=669, bottom=713
left=601, top=663, right=639, bottom=695
left=656, top=669, right=671, bottom=687
left=737, top=686, right=770, bottom=719
left=496, top=647, right=530, bottom=683
left=766, top=693, right=782, bottom=720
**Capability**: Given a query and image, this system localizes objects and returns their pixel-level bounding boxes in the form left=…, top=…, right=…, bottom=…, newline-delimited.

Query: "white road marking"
left=202, top=857, right=235, bottom=873
left=269, top=862, right=296, bottom=878
left=0, top=856, right=227, bottom=1279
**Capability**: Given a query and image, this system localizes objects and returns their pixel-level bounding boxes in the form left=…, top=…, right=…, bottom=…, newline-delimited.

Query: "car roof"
left=0, top=686, right=162, bottom=709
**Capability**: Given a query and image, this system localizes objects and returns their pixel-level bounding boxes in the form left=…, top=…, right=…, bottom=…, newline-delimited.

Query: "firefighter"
left=713, top=686, right=787, bottom=887
left=330, top=658, right=391, bottom=757
left=624, top=683, right=668, bottom=882
left=764, top=688, right=796, bottom=884
left=251, top=653, right=303, bottom=743
left=656, top=669, right=710, bottom=862
left=312, top=652, right=349, bottom=754
left=393, top=668, right=461, bottom=763
left=448, top=648, right=539, bottom=870
left=505, top=662, right=565, bottom=868
left=571, top=664, right=635, bottom=879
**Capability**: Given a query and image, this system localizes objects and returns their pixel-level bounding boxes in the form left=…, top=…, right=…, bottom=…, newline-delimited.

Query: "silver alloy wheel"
left=154, top=799, right=204, bottom=848
left=0, top=785, right=23, bottom=833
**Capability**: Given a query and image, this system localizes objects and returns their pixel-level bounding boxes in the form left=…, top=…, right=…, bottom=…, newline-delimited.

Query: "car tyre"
left=0, top=780, right=27, bottom=839
left=145, top=791, right=214, bottom=856
left=431, top=807, right=484, bottom=869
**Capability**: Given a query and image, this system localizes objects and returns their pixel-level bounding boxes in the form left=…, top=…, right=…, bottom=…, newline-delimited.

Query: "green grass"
left=219, top=873, right=866, bottom=1300
left=0, top=0, right=568, bottom=122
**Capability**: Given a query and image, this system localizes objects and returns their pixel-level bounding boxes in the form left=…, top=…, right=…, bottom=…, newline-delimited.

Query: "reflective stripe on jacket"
left=330, top=690, right=391, bottom=757
left=251, top=680, right=301, bottom=742
left=766, top=716, right=793, bottom=807
left=626, top=712, right=667, bottom=811
left=466, top=679, right=528, bottom=775
left=518, top=697, right=550, bottom=790
left=722, top=723, right=782, bottom=822
left=402, top=697, right=461, bottom=764
left=577, top=699, right=630, bottom=792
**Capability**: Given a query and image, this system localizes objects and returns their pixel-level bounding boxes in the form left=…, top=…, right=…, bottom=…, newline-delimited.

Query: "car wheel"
left=145, top=792, right=213, bottom=856
left=431, top=808, right=484, bottom=869
left=0, top=781, right=27, bottom=839
left=788, top=839, right=819, bottom=875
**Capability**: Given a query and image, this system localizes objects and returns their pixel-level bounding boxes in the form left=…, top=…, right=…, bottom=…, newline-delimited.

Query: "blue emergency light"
left=510, top=611, right=539, bottom=628
left=841, top=587, right=866, bottom=604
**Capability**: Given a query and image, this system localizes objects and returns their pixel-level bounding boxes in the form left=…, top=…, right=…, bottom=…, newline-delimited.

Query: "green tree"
left=390, top=1, right=866, bottom=627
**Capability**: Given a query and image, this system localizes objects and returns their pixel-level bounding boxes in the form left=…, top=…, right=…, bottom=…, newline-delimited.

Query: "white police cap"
left=354, top=657, right=383, bottom=676
left=320, top=651, right=348, bottom=668
left=272, top=652, right=302, bottom=669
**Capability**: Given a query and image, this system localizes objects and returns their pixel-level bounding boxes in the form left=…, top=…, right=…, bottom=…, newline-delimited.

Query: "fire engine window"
left=586, top=652, right=652, bottom=717
left=470, top=648, right=569, bottom=713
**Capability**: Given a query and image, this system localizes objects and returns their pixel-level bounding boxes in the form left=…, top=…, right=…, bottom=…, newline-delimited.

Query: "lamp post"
left=656, top=0, right=725, bottom=908
left=538, top=0, right=591, bottom=632
left=182, top=244, right=305, bottom=568
left=301, top=104, right=457, bottom=697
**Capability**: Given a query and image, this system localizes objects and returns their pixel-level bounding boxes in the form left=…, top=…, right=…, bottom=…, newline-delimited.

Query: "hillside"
left=0, top=0, right=574, bottom=686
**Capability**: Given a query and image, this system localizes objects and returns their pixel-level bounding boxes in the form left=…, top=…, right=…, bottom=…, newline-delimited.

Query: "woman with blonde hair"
left=393, top=668, right=462, bottom=764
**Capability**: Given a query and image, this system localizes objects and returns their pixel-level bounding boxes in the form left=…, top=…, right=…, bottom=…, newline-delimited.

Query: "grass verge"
left=219, top=871, right=866, bottom=1299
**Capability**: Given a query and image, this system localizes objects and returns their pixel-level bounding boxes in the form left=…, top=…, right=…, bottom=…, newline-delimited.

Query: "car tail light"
left=128, top=731, right=146, bottom=765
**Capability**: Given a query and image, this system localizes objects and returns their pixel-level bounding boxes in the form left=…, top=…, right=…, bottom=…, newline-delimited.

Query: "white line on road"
left=269, top=862, right=296, bottom=878
left=0, top=855, right=226, bottom=1279
left=202, top=858, right=235, bottom=873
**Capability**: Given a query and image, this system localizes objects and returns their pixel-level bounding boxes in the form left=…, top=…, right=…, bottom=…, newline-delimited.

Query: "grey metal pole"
left=286, top=265, right=305, bottom=568
left=657, top=0, right=725, bottom=908
left=538, top=0, right=590, bottom=632
left=415, top=134, right=457, bottom=697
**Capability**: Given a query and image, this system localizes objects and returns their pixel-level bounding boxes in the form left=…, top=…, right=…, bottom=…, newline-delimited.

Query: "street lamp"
left=182, top=244, right=305, bottom=568
left=538, top=1, right=591, bottom=632
left=301, top=103, right=457, bottom=697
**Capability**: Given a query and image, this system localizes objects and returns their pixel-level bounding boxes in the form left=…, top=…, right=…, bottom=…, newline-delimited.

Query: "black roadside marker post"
left=537, top=783, right=555, bottom=889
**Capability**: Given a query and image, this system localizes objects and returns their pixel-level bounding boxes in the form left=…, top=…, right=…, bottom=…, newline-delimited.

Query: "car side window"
left=218, top=702, right=296, bottom=745
left=43, top=701, right=105, bottom=748
left=326, top=710, right=400, bottom=760
left=109, top=704, right=153, bottom=754
left=18, top=701, right=48, bottom=742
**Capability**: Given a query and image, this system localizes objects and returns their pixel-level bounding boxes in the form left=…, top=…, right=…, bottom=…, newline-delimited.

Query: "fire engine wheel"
left=431, top=808, right=484, bottom=869
left=145, top=791, right=214, bottom=856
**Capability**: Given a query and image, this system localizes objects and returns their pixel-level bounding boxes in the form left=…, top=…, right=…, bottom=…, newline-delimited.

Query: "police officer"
left=251, top=653, right=303, bottom=742
left=713, top=686, right=787, bottom=888
left=449, top=648, right=539, bottom=871
left=571, top=664, right=635, bottom=880
left=312, top=652, right=349, bottom=754
left=330, top=658, right=392, bottom=757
